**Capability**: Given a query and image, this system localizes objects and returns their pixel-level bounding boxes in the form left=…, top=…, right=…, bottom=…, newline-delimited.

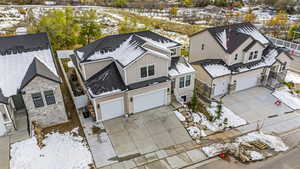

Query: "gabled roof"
left=0, top=33, right=59, bottom=97
left=0, top=89, right=8, bottom=105
left=20, top=58, right=61, bottom=89
left=193, top=22, right=270, bottom=54
left=169, top=57, right=195, bottom=77
left=192, top=45, right=287, bottom=78
left=85, top=62, right=127, bottom=97
left=74, top=30, right=181, bottom=67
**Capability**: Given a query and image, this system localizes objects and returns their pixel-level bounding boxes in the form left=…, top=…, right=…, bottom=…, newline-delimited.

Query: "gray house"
left=189, top=22, right=293, bottom=98
left=0, top=33, right=68, bottom=136
left=71, top=30, right=195, bottom=121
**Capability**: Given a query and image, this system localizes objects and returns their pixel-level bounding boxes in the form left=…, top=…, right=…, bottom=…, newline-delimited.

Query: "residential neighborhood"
left=1, top=1, right=300, bottom=169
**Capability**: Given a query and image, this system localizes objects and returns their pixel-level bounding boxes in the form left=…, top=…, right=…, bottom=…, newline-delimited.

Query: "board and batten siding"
left=189, top=30, right=227, bottom=63
left=81, top=59, right=113, bottom=80
left=125, top=53, right=169, bottom=85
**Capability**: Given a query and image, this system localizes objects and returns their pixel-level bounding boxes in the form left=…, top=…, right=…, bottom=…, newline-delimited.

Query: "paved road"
left=187, top=128, right=300, bottom=169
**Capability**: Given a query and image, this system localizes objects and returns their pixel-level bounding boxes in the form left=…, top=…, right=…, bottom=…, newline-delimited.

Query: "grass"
left=111, top=9, right=203, bottom=36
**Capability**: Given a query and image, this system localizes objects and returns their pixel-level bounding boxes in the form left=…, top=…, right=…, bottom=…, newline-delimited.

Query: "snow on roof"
left=204, top=64, right=231, bottom=78
left=139, top=35, right=179, bottom=49
left=80, top=36, right=146, bottom=67
left=0, top=49, right=58, bottom=97
left=216, top=29, right=228, bottom=50
left=169, top=62, right=195, bottom=77
left=88, top=88, right=122, bottom=98
left=238, top=26, right=269, bottom=45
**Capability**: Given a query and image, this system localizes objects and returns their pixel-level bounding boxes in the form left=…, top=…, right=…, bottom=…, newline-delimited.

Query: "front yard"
left=10, top=129, right=93, bottom=169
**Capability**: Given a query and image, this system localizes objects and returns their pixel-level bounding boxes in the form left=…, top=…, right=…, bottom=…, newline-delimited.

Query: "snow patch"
left=10, top=131, right=93, bottom=169
left=216, top=29, right=227, bottom=50
left=238, top=26, right=269, bottom=45
left=273, top=87, right=300, bottom=110
left=249, top=151, right=264, bottom=161
left=237, top=131, right=288, bottom=152
left=285, top=71, right=300, bottom=84
left=204, top=64, right=231, bottom=78
left=169, top=63, right=195, bottom=77
left=174, top=111, right=185, bottom=122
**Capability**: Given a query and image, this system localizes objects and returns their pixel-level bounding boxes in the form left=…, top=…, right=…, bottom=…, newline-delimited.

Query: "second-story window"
left=44, top=90, right=56, bottom=105
left=234, top=54, right=238, bottom=60
left=171, top=48, right=177, bottom=56
left=32, top=92, right=44, bottom=108
left=249, top=52, right=254, bottom=60
left=201, top=44, right=205, bottom=50
left=254, top=51, right=258, bottom=59
left=140, top=65, right=155, bottom=78
left=186, top=75, right=191, bottom=86
left=179, top=77, right=185, bottom=88
left=179, top=75, right=191, bottom=88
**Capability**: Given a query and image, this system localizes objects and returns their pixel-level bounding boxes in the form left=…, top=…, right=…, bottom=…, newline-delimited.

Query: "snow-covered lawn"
left=285, top=71, right=300, bottom=84
left=10, top=129, right=93, bottom=169
left=273, top=87, right=300, bottom=110
left=202, top=131, right=288, bottom=161
left=174, top=103, right=247, bottom=139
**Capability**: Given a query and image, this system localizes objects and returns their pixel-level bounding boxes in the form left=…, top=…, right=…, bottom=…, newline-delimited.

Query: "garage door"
left=133, top=88, right=166, bottom=113
left=100, top=97, right=124, bottom=121
left=213, top=80, right=229, bottom=97
left=236, top=73, right=259, bottom=91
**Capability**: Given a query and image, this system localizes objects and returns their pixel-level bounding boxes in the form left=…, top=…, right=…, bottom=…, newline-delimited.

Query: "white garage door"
left=133, top=88, right=166, bottom=113
left=100, top=97, right=124, bottom=121
left=213, top=80, right=229, bottom=97
left=236, top=73, right=259, bottom=91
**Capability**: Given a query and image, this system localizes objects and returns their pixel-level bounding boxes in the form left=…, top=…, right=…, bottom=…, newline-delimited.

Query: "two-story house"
left=0, top=33, right=68, bottom=136
left=72, top=30, right=195, bottom=121
left=189, top=22, right=293, bottom=98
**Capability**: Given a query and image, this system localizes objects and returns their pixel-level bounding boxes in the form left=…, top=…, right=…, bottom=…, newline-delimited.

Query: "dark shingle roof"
left=0, top=32, right=50, bottom=56
left=86, top=62, right=127, bottom=97
left=127, top=76, right=170, bottom=90
left=198, top=22, right=270, bottom=54
left=75, top=30, right=181, bottom=63
left=0, top=89, right=8, bottom=104
left=20, top=58, right=61, bottom=89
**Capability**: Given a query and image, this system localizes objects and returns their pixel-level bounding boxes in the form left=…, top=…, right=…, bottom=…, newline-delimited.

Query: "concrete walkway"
left=0, top=136, right=9, bottom=169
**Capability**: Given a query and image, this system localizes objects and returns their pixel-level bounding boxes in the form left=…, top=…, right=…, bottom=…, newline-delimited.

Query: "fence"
left=267, top=36, right=300, bottom=55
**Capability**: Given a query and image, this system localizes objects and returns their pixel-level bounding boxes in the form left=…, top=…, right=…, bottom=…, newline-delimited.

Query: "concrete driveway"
left=222, top=87, right=293, bottom=123
left=103, top=106, right=192, bottom=159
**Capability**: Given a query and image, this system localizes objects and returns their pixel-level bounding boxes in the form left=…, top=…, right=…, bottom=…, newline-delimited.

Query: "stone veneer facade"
left=22, top=76, right=68, bottom=128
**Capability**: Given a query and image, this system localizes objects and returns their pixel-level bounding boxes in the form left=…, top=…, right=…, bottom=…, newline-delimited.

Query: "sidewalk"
left=0, top=136, right=9, bottom=169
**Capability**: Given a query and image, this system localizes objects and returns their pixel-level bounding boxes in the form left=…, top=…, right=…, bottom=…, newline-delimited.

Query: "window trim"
left=179, top=74, right=192, bottom=88
left=201, top=44, right=205, bottom=50
left=179, top=76, right=185, bottom=88
left=140, top=64, right=155, bottom=79
left=32, top=92, right=44, bottom=108
left=44, top=90, right=56, bottom=105
left=170, top=48, right=177, bottom=56
left=234, top=54, right=238, bottom=60
left=253, top=51, right=258, bottom=59
left=249, top=51, right=254, bottom=60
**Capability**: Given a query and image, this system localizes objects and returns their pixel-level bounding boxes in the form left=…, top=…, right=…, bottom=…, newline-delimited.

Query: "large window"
left=44, top=90, right=56, bottom=105
left=179, top=77, right=185, bottom=88
left=32, top=92, right=44, bottom=108
left=253, top=51, right=258, bottom=59
left=249, top=52, right=254, bottom=60
left=140, top=65, right=155, bottom=78
left=141, top=67, right=148, bottom=78
left=179, top=75, right=192, bottom=88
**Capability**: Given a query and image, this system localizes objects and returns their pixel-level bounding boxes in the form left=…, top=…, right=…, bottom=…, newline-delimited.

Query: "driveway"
left=222, top=87, right=293, bottom=123
left=103, top=106, right=192, bottom=159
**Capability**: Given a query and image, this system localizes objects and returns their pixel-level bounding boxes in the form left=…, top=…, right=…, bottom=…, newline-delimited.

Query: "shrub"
left=283, top=81, right=295, bottom=90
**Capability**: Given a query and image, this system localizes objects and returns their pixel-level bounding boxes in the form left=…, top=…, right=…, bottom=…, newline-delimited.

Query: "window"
left=254, top=51, right=258, bottom=59
left=186, top=75, right=191, bottom=87
left=234, top=54, right=238, bottom=60
left=201, top=44, right=205, bottom=50
left=44, top=90, right=56, bottom=105
left=171, top=48, right=177, bottom=56
left=179, top=77, right=185, bottom=88
left=179, top=75, right=191, bottom=88
left=140, top=65, right=155, bottom=78
left=148, top=65, right=155, bottom=76
left=32, top=92, right=44, bottom=108
left=141, top=67, right=147, bottom=78
left=249, top=52, right=253, bottom=60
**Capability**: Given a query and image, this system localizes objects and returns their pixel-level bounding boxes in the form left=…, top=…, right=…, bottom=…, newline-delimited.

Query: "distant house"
left=0, top=33, right=68, bottom=136
left=71, top=30, right=195, bottom=121
left=189, top=22, right=293, bottom=98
